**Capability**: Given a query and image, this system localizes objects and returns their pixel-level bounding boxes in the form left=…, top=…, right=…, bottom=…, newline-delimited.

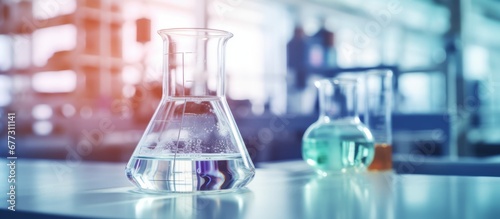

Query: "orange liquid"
left=368, top=143, right=392, bottom=171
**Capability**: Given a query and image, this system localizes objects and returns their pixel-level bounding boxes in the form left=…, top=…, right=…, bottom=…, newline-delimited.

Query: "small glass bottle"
left=302, top=78, right=374, bottom=175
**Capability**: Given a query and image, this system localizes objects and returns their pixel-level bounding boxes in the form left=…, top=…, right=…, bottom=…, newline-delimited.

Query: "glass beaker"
left=364, top=70, right=393, bottom=171
left=302, top=78, right=374, bottom=175
left=126, top=28, right=255, bottom=192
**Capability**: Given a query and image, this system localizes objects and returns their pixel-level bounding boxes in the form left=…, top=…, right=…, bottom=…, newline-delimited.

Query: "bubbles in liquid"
left=126, top=99, right=254, bottom=192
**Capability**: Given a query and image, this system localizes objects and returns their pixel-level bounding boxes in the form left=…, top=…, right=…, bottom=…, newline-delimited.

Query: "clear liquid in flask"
left=126, top=98, right=255, bottom=192
left=126, top=154, right=254, bottom=192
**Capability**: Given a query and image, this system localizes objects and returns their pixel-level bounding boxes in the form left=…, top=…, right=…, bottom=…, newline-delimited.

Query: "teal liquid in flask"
left=125, top=29, right=255, bottom=192
left=303, top=78, right=374, bottom=175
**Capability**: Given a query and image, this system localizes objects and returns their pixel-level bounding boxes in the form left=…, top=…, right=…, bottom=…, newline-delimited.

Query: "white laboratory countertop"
left=1, top=158, right=500, bottom=219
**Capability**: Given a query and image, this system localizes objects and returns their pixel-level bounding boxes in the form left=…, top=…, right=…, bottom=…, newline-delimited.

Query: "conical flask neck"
left=158, top=28, right=233, bottom=98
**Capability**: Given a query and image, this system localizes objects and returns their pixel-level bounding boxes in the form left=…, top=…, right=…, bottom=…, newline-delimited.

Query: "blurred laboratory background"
left=0, top=0, right=499, bottom=164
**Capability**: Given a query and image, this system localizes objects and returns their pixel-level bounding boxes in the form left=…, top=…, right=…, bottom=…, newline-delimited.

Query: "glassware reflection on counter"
left=302, top=172, right=395, bottom=219
left=302, top=78, right=374, bottom=175
left=126, top=28, right=255, bottom=192
left=303, top=173, right=370, bottom=219
left=134, top=189, right=253, bottom=219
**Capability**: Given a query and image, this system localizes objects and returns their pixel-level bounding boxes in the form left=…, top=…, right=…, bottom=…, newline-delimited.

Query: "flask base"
left=126, top=155, right=255, bottom=193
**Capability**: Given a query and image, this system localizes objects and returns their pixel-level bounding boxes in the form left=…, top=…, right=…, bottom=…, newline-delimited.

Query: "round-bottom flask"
left=302, top=78, right=374, bottom=175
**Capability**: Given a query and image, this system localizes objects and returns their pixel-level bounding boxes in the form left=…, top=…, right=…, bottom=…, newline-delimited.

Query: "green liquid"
left=302, top=120, right=374, bottom=174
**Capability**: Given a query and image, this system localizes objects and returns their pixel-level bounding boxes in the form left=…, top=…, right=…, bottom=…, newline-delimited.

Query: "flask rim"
left=315, top=78, right=357, bottom=88
left=157, top=28, right=233, bottom=38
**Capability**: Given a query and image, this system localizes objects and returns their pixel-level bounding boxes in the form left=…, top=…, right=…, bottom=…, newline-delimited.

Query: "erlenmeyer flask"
left=126, top=28, right=255, bottom=192
left=302, top=78, right=374, bottom=175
